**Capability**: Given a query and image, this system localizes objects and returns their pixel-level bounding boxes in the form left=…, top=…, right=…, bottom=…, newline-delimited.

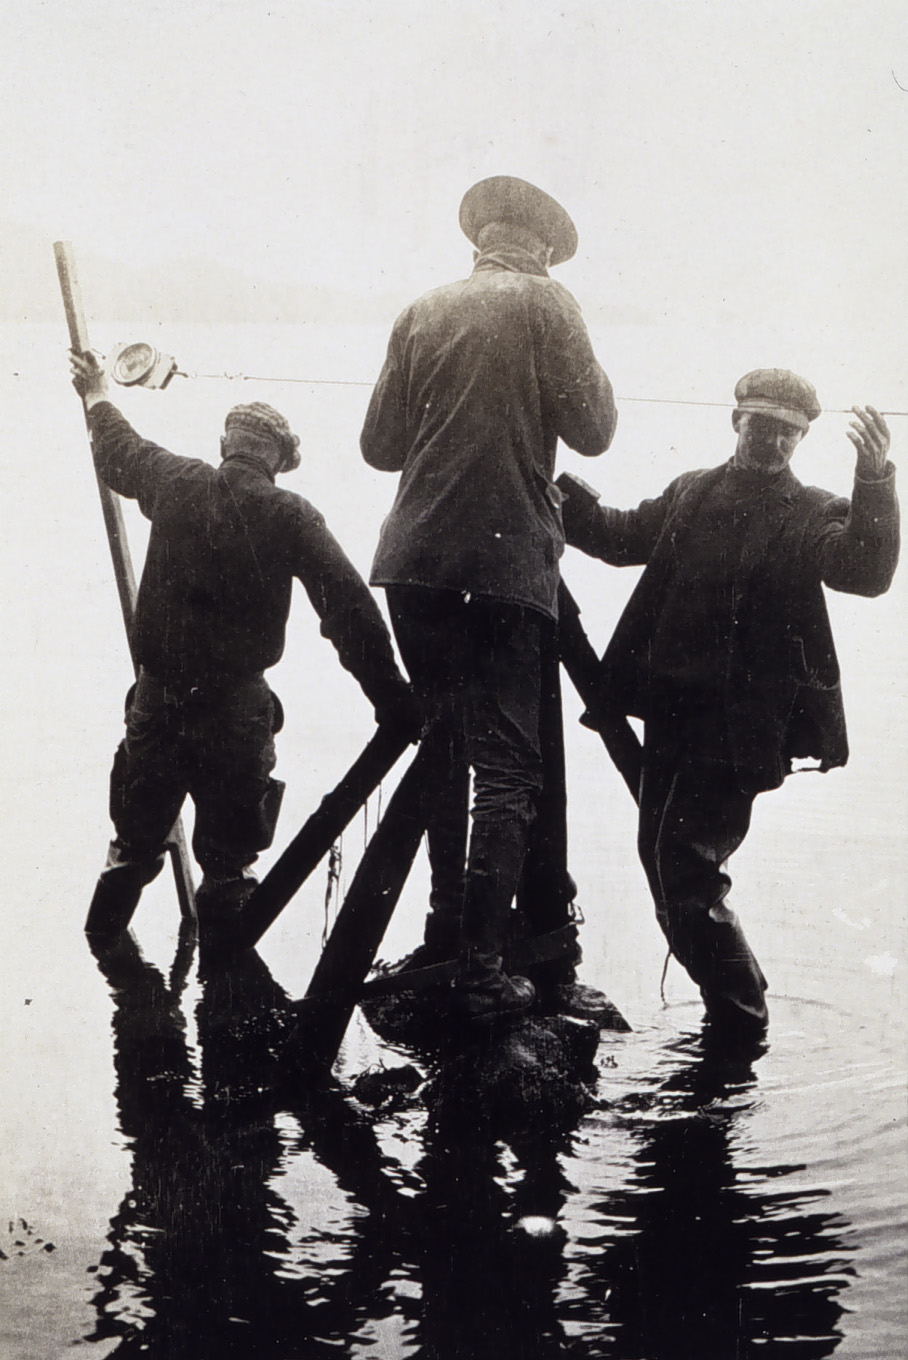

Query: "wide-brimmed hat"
left=459, top=176, right=578, bottom=265
left=734, top=369, right=821, bottom=432
left=224, top=401, right=301, bottom=471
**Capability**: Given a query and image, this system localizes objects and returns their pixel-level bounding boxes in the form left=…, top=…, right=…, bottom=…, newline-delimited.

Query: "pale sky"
left=2, top=0, right=906, bottom=336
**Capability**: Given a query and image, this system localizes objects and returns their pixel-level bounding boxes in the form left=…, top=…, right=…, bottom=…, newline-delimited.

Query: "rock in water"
left=426, top=1014, right=601, bottom=1138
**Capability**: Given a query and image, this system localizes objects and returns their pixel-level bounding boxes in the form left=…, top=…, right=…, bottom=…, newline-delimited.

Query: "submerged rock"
left=425, top=1014, right=601, bottom=1138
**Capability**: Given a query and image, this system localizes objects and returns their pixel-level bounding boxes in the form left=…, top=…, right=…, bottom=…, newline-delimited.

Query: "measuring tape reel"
left=108, top=341, right=178, bottom=391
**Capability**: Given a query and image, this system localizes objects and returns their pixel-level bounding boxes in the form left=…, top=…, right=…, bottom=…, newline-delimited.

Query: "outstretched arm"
left=556, top=469, right=673, bottom=565
left=70, top=349, right=196, bottom=513
left=819, top=405, right=899, bottom=597
left=292, top=504, right=420, bottom=738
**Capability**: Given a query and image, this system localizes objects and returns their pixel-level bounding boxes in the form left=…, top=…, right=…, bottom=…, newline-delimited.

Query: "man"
left=361, top=176, right=617, bottom=1018
left=70, top=351, right=416, bottom=941
left=558, top=368, right=898, bottom=1035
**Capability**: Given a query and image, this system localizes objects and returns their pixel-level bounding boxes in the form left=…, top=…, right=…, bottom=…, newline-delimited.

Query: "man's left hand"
left=847, top=405, right=891, bottom=479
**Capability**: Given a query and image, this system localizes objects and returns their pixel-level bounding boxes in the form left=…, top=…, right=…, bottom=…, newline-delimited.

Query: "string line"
left=177, top=371, right=908, bottom=417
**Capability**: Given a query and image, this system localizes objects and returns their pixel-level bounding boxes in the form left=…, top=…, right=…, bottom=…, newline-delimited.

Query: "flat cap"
left=734, top=368, right=821, bottom=432
left=224, top=401, right=301, bottom=470
left=459, top=175, right=578, bottom=265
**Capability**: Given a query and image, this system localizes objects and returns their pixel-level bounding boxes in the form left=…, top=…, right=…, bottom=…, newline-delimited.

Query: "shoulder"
left=393, top=278, right=471, bottom=325
left=666, top=465, right=721, bottom=498
left=274, top=485, right=329, bottom=532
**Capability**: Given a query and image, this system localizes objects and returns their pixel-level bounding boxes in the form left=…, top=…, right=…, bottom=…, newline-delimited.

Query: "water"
left=1, top=321, right=905, bottom=1358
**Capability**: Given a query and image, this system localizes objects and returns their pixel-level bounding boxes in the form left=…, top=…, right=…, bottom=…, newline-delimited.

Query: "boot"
left=453, top=948, right=536, bottom=1021
left=668, top=898, right=769, bottom=1034
left=196, top=870, right=258, bottom=957
left=539, top=975, right=632, bottom=1031
left=420, top=902, right=462, bottom=963
left=84, top=841, right=165, bottom=938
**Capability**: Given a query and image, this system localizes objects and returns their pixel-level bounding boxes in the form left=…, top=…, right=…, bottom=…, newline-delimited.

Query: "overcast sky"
left=3, top=0, right=906, bottom=337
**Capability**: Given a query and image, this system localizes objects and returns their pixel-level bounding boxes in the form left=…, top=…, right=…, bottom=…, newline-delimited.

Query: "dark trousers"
left=386, top=587, right=545, bottom=960
left=637, top=712, right=767, bottom=1005
left=110, top=670, right=281, bottom=879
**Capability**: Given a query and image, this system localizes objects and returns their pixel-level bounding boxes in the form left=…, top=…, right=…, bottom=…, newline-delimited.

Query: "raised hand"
left=69, top=349, right=109, bottom=406
left=847, top=405, right=890, bottom=479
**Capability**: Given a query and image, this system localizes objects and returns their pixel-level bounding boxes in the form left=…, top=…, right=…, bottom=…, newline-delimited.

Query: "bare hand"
left=69, top=349, right=109, bottom=405
left=847, top=405, right=890, bottom=479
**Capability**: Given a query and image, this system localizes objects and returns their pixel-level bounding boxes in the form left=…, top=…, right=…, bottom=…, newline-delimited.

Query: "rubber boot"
left=85, top=841, right=165, bottom=939
left=453, top=821, right=536, bottom=1021
left=196, top=869, right=258, bottom=958
left=454, top=948, right=536, bottom=1021
left=668, top=898, right=769, bottom=1035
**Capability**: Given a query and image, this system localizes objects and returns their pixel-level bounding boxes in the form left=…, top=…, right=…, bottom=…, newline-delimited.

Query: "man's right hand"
left=69, top=350, right=110, bottom=408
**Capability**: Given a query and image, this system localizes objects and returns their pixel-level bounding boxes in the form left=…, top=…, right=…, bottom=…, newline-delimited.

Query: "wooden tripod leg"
left=286, top=732, right=447, bottom=1073
left=54, top=241, right=197, bottom=919
left=233, top=724, right=410, bottom=952
left=558, top=582, right=642, bottom=805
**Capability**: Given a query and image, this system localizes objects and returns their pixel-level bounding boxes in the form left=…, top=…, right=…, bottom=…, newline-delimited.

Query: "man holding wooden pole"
left=70, top=352, right=417, bottom=943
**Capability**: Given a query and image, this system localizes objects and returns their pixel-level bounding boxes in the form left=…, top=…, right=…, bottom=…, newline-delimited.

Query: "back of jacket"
left=361, top=253, right=616, bottom=619
left=90, top=403, right=347, bottom=690
left=132, top=456, right=300, bottom=686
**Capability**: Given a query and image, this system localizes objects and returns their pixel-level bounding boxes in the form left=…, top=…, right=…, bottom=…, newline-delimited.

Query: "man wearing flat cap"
left=361, top=175, right=617, bottom=1019
left=70, top=352, right=415, bottom=941
left=557, top=369, right=898, bottom=1036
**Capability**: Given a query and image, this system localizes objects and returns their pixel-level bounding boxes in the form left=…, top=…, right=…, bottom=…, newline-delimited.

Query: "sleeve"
left=360, top=319, right=409, bottom=471
left=556, top=470, right=675, bottom=565
left=87, top=401, right=196, bottom=519
left=538, top=283, right=617, bottom=456
left=289, top=499, right=410, bottom=709
left=815, top=465, right=900, bottom=597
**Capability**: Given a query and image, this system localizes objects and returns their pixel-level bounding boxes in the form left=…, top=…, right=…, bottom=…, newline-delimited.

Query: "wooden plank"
left=286, top=731, right=447, bottom=1072
left=54, top=242, right=197, bottom=918
left=558, top=581, right=642, bottom=804
left=232, top=723, right=411, bottom=951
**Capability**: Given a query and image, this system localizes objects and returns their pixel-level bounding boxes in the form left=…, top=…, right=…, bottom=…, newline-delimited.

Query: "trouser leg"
left=515, top=634, right=581, bottom=986
left=189, top=679, right=281, bottom=918
left=387, top=588, right=471, bottom=958
left=87, top=676, right=187, bottom=936
left=457, top=602, right=544, bottom=986
left=422, top=752, right=470, bottom=956
left=387, top=588, right=544, bottom=1007
left=638, top=729, right=768, bottom=1030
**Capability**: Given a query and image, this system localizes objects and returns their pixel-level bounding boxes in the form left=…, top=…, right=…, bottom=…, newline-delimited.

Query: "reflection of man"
left=559, top=370, right=898, bottom=1034
left=71, top=352, right=415, bottom=939
left=362, top=176, right=617, bottom=1018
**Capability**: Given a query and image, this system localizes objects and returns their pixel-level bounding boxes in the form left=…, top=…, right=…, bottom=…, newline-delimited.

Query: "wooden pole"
left=557, top=581, right=642, bottom=803
left=285, top=731, right=447, bottom=1073
left=53, top=241, right=197, bottom=919
left=232, top=723, right=411, bottom=952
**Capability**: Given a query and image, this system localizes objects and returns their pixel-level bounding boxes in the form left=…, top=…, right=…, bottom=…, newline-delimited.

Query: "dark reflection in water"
left=85, top=931, right=859, bottom=1359
left=571, top=1033, right=857, bottom=1358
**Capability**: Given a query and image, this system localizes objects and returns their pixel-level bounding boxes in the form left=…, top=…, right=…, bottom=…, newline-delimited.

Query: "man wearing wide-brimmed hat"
left=70, top=352, right=416, bottom=944
left=558, top=368, right=899, bottom=1037
left=361, top=175, right=617, bottom=1019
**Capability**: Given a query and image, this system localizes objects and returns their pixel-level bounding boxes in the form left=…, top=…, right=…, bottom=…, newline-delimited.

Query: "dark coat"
left=88, top=401, right=406, bottom=709
left=560, top=459, right=900, bottom=791
left=361, top=249, right=617, bottom=620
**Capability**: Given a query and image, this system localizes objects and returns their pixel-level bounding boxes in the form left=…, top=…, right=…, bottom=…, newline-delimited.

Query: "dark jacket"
left=88, top=401, right=407, bottom=709
left=559, top=458, right=900, bottom=790
left=361, top=248, right=617, bottom=620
